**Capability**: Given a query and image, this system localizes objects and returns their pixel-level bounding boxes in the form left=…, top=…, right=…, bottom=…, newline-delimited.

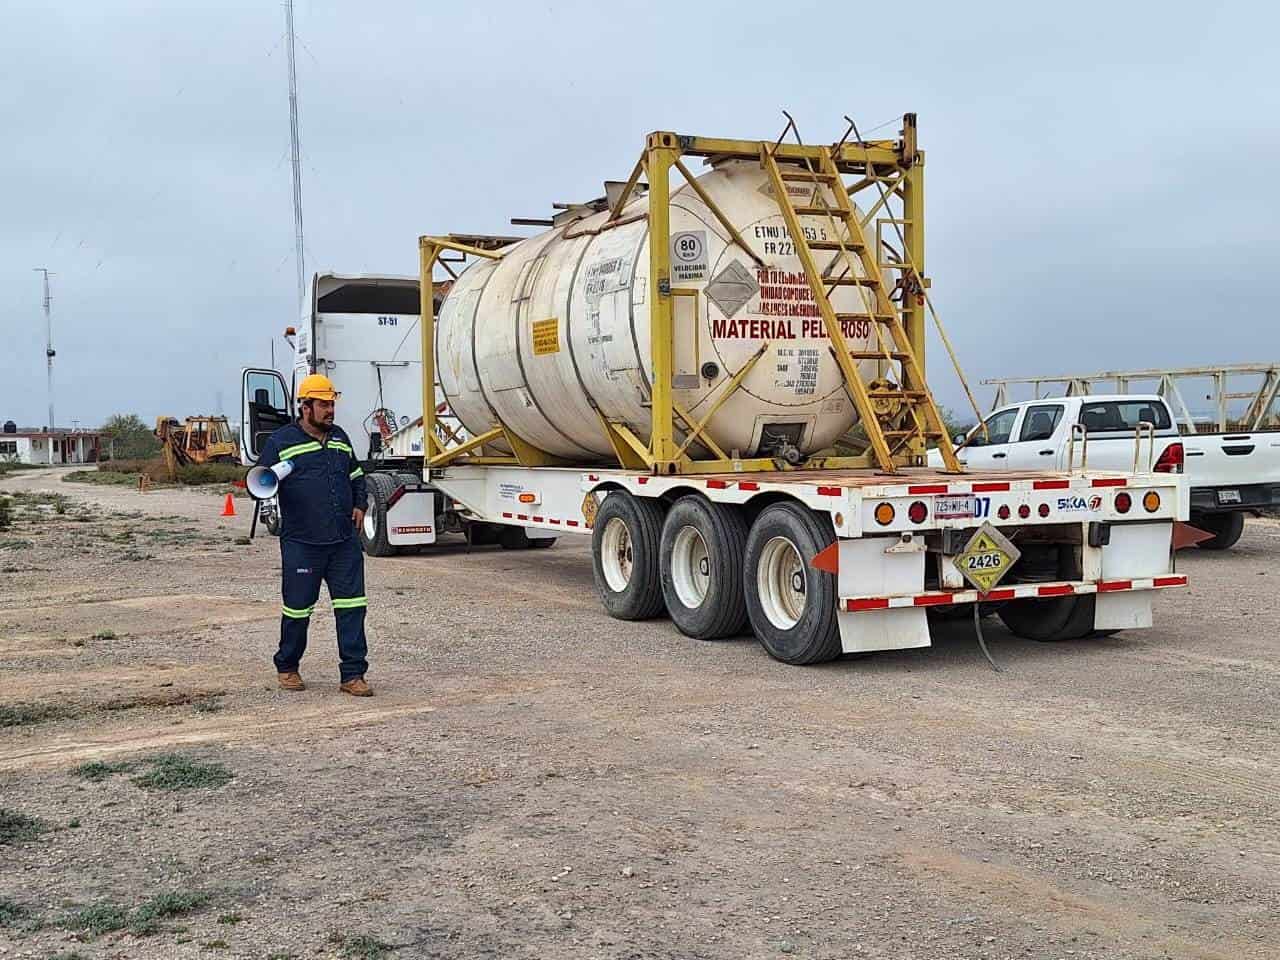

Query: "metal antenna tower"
left=33, top=268, right=55, bottom=429
left=285, top=0, right=306, bottom=320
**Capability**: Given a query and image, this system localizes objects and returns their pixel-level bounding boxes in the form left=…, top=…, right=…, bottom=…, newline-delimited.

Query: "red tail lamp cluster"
left=1154, top=442, right=1184, bottom=473
left=908, top=501, right=929, bottom=524
left=1115, top=491, right=1133, bottom=513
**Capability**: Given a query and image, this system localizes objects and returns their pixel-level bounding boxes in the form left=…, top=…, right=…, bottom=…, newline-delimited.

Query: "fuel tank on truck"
left=435, top=159, right=883, bottom=462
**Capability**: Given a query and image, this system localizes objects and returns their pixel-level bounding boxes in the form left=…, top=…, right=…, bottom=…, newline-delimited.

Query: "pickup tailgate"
left=1185, top=431, right=1280, bottom=510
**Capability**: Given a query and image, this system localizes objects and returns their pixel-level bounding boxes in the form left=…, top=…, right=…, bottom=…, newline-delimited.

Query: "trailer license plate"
left=1218, top=489, right=1241, bottom=504
left=935, top=495, right=976, bottom=519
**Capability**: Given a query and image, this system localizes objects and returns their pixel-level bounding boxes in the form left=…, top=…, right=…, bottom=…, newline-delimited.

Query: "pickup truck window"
left=968, top=408, right=1018, bottom=447
left=1078, top=400, right=1172, bottom=432
left=1019, top=404, right=1064, bottom=442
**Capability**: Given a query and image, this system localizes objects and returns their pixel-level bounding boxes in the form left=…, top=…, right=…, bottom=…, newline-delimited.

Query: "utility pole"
left=33, top=268, right=55, bottom=429
left=285, top=0, right=306, bottom=322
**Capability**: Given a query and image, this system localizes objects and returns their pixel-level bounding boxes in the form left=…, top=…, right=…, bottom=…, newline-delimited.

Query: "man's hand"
left=352, top=508, right=366, bottom=530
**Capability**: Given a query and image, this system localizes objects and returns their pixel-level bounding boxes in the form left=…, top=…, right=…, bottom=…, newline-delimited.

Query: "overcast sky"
left=2, top=0, right=1277, bottom=430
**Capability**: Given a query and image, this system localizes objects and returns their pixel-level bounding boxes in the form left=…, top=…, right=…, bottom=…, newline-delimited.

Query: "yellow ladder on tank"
left=760, top=144, right=961, bottom=473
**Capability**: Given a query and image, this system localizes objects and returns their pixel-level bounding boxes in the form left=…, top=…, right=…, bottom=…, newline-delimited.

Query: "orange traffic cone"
left=221, top=493, right=237, bottom=517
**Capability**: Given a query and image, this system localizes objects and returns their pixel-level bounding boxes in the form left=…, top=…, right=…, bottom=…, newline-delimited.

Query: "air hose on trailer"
left=973, top=603, right=1003, bottom=673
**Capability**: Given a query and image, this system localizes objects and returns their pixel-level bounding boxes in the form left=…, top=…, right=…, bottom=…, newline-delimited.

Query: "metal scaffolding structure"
left=418, top=119, right=967, bottom=476
left=984, top=363, right=1280, bottom=433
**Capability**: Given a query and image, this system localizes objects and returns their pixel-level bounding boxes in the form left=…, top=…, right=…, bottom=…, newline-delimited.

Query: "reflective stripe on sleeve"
left=278, top=441, right=323, bottom=460
left=331, top=596, right=368, bottom=609
left=281, top=604, right=315, bottom=619
left=350, top=467, right=364, bottom=479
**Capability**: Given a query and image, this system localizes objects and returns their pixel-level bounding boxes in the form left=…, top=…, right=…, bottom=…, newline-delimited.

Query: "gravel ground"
left=1, top=467, right=1277, bottom=960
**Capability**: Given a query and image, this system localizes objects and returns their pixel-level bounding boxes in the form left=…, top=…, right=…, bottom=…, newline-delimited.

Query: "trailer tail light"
left=1154, top=442, right=1184, bottom=473
left=1018, top=504, right=1031, bottom=519
left=1038, top=503, right=1051, bottom=518
left=908, top=501, right=928, bottom=524
left=1115, top=491, right=1132, bottom=514
left=874, top=502, right=895, bottom=526
left=997, top=504, right=1011, bottom=520
left=1143, top=491, right=1161, bottom=513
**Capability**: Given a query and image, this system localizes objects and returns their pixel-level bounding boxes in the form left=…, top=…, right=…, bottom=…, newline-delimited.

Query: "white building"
left=0, top=428, right=101, bottom=465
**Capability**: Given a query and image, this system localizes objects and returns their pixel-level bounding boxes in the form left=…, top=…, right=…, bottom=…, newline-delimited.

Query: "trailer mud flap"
left=836, top=539, right=930, bottom=654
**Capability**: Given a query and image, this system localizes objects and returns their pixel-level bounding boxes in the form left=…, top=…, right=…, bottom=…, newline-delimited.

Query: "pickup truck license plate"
left=1217, top=489, right=1242, bottom=504
left=935, top=495, right=976, bottom=519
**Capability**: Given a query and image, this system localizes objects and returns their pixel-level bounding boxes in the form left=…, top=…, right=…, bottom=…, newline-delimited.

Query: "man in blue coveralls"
left=256, top=373, right=373, bottom=696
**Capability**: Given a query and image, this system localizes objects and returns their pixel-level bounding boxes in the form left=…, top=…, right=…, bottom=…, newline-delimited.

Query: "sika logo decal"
left=1056, top=495, right=1103, bottom=513
left=296, top=568, right=312, bottom=574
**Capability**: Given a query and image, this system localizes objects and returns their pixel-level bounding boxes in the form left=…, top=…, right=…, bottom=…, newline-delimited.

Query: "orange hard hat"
left=297, top=373, right=340, bottom=401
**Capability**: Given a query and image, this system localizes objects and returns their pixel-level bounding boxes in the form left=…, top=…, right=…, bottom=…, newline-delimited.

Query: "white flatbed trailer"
left=431, top=462, right=1187, bottom=663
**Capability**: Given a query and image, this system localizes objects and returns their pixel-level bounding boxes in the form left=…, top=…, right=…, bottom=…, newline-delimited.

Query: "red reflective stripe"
left=913, top=593, right=955, bottom=607
left=972, top=482, right=1010, bottom=492
left=981, top=588, right=1017, bottom=601
left=1154, top=575, right=1186, bottom=588
left=517, top=514, right=529, bottom=521
left=637, top=476, right=649, bottom=484
left=1092, top=477, right=1126, bottom=487
left=739, top=481, right=760, bottom=491
left=908, top=484, right=948, bottom=494
left=1098, top=579, right=1132, bottom=592
left=706, top=479, right=729, bottom=489
left=817, top=486, right=842, bottom=497
left=566, top=519, right=580, bottom=527
left=501, top=512, right=513, bottom=519
left=847, top=598, right=889, bottom=611
left=1033, top=480, right=1070, bottom=490
left=532, top=516, right=544, bottom=523
left=1037, top=584, right=1076, bottom=597
left=549, top=518, right=561, bottom=525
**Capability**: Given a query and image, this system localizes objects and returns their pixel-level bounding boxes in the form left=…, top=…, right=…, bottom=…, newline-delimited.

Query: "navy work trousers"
left=277, top=536, right=369, bottom=682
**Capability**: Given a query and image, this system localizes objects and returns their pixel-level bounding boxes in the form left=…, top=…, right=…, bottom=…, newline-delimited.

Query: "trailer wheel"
left=500, top=527, right=557, bottom=551
left=359, top=473, right=395, bottom=557
left=591, top=492, right=665, bottom=620
left=743, top=502, right=841, bottom=665
left=997, top=594, right=1097, bottom=642
left=659, top=496, right=749, bottom=640
left=1193, top=511, right=1244, bottom=551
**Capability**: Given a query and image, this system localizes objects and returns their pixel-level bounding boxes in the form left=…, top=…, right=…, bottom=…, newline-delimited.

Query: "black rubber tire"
left=590, top=491, right=666, bottom=621
left=998, top=594, right=1097, bottom=642
left=1193, top=511, right=1245, bottom=551
left=499, top=527, right=557, bottom=551
left=743, top=502, right=841, bottom=665
left=359, top=472, right=395, bottom=558
left=659, top=496, right=749, bottom=640
left=262, top=504, right=281, bottom=538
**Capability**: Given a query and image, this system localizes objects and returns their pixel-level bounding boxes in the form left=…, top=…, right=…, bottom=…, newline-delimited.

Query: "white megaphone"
left=245, top=460, right=294, bottom=500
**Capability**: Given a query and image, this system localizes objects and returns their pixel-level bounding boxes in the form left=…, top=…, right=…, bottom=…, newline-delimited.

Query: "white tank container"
left=436, top=160, right=881, bottom=461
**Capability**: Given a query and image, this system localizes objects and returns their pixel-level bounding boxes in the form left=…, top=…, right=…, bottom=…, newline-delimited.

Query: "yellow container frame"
left=419, top=115, right=958, bottom=476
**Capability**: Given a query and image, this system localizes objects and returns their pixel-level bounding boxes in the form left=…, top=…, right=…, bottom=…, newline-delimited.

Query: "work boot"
left=277, top=671, right=305, bottom=692
left=339, top=677, right=373, bottom=697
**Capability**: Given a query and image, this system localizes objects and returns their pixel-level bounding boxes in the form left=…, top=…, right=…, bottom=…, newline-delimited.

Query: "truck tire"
left=1194, top=511, right=1244, bottom=551
left=262, top=502, right=280, bottom=537
left=659, top=496, right=749, bottom=640
left=998, top=595, right=1097, bottom=642
left=591, top=491, right=666, bottom=620
left=500, top=527, right=557, bottom=550
left=359, top=472, right=395, bottom=557
left=743, top=502, right=841, bottom=665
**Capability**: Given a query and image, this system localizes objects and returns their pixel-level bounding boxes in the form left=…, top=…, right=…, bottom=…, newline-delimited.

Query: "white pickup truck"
left=930, top=394, right=1280, bottom=550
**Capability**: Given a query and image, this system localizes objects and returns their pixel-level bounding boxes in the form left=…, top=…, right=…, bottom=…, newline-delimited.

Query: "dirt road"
left=2, top=469, right=1277, bottom=959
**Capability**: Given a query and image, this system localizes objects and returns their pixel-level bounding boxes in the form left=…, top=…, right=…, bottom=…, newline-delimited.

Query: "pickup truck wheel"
left=743, top=502, right=840, bottom=665
left=591, top=491, right=666, bottom=620
left=1193, top=511, right=1244, bottom=551
left=998, top=595, right=1097, bottom=642
left=359, top=473, right=395, bottom=558
left=660, top=496, right=749, bottom=640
